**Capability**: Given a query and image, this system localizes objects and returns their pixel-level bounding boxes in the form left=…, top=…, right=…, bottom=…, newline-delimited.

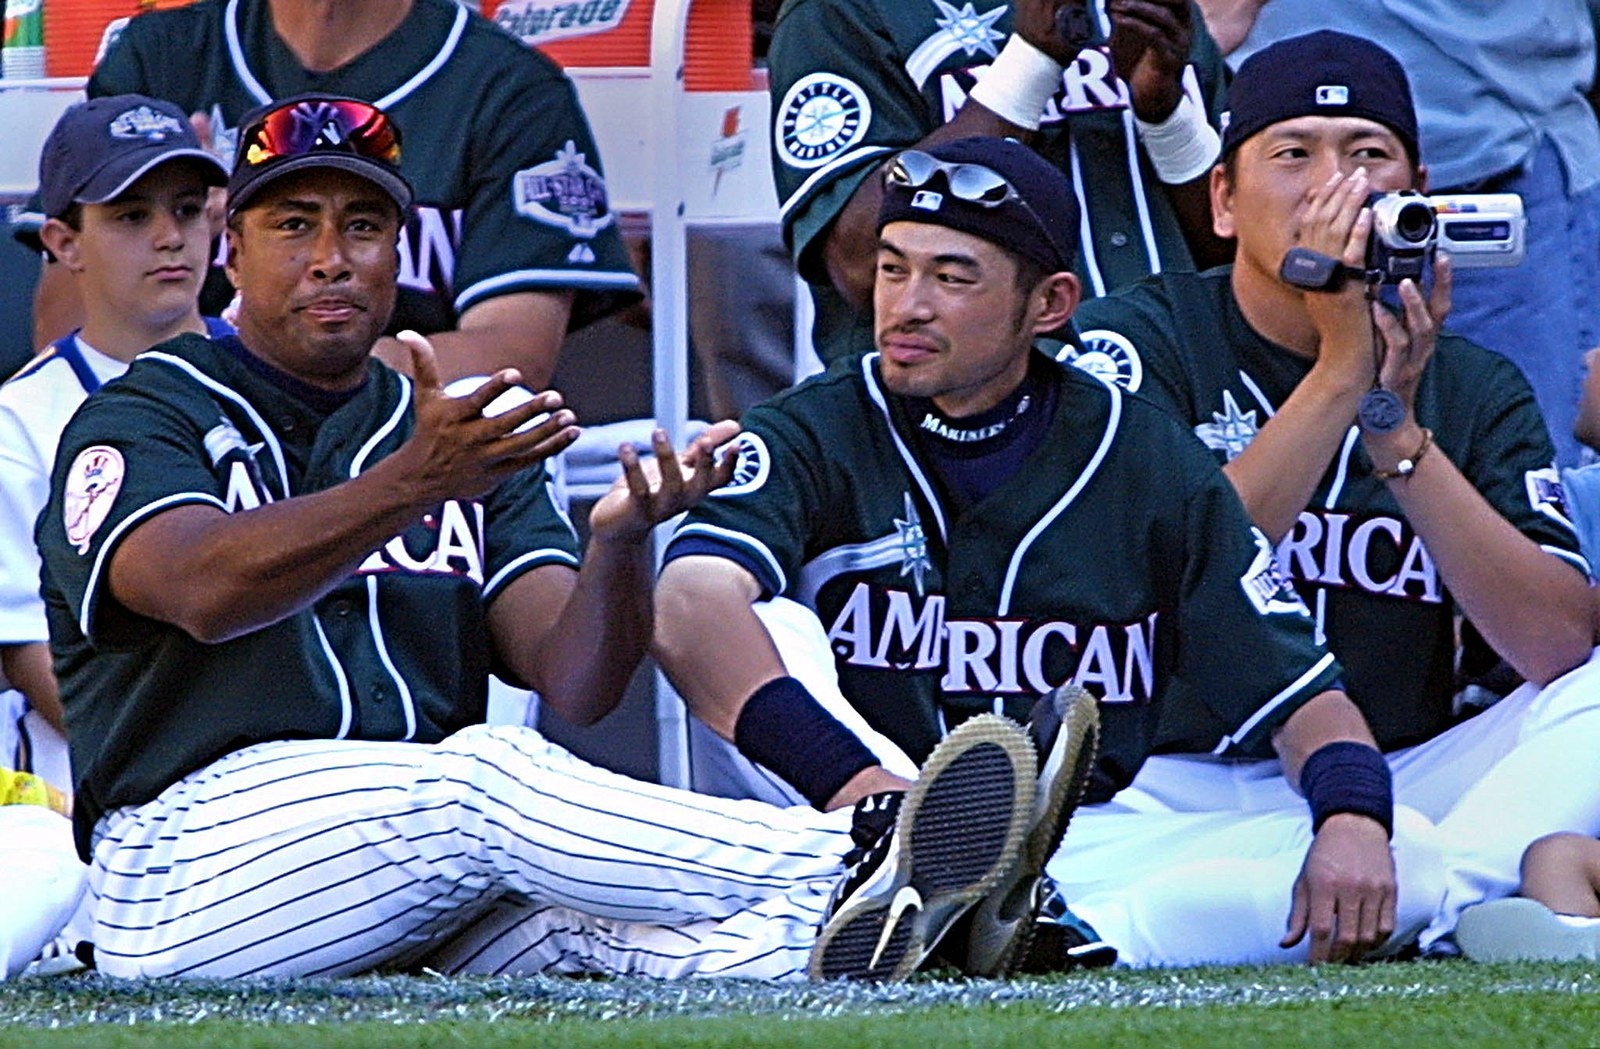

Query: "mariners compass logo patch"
left=776, top=73, right=872, bottom=170
left=1061, top=329, right=1144, bottom=392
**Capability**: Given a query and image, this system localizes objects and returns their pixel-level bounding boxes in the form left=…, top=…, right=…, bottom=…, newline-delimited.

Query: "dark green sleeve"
left=1169, top=436, right=1343, bottom=755
left=480, top=462, right=583, bottom=603
left=85, top=16, right=152, bottom=97
left=39, top=388, right=222, bottom=644
left=664, top=396, right=834, bottom=597
left=1068, top=281, right=1192, bottom=419
left=451, top=60, right=639, bottom=327
left=769, top=0, right=921, bottom=282
left=1454, top=342, right=1590, bottom=577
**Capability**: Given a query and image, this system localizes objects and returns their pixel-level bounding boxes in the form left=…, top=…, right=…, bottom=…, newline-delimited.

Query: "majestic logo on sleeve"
left=63, top=446, right=125, bottom=555
left=1063, top=329, right=1143, bottom=392
left=825, top=582, right=1159, bottom=702
left=775, top=73, right=872, bottom=170
left=1525, top=466, right=1575, bottom=530
left=1194, top=391, right=1260, bottom=462
left=711, top=431, right=771, bottom=497
left=513, top=141, right=614, bottom=238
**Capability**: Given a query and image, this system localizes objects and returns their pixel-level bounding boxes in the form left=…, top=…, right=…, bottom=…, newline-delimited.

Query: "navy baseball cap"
left=877, top=137, right=1080, bottom=274
left=39, top=94, right=227, bottom=219
left=1220, top=31, right=1419, bottom=165
left=227, top=94, right=413, bottom=216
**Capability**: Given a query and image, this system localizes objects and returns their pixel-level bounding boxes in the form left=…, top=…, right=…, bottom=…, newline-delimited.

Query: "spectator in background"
left=0, top=93, right=230, bottom=982
left=28, top=0, right=640, bottom=392
left=1195, top=0, right=1600, bottom=467
left=769, top=0, right=1234, bottom=362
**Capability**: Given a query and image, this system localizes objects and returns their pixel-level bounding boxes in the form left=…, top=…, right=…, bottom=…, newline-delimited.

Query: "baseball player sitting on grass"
left=36, top=94, right=1039, bottom=983
left=0, top=94, right=234, bottom=981
left=1060, top=30, right=1600, bottom=960
left=652, top=135, right=1451, bottom=973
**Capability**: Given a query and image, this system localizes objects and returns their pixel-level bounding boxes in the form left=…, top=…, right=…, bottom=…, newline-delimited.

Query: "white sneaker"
left=1456, top=897, right=1600, bottom=962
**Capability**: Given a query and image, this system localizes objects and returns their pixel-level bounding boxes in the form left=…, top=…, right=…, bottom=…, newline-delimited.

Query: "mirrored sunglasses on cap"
left=239, top=98, right=401, bottom=169
left=884, top=150, right=1024, bottom=207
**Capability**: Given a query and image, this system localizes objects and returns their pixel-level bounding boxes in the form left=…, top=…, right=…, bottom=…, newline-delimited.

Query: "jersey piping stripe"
left=999, top=382, right=1121, bottom=615
left=483, top=548, right=581, bottom=599
left=1325, top=426, right=1361, bottom=509
left=78, top=493, right=226, bottom=638
left=1067, top=140, right=1107, bottom=297
left=142, top=352, right=291, bottom=499
left=454, top=270, right=642, bottom=313
left=1088, top=0, right=1161, bottom=276
left=1544, top=544, right=1592, bottom=576
left=777, top=146, right=895, bottom=221
left=1237, top=370, right=1275, bottom=419
left=224, top=0, right=469, bottom=110
left=669, top=523, right=787, bottom=595
left=797, top=532, right=918, bottom=608
left=861, top=353, right=948, bottom=542
left=375, top=6, right=468, bottom=111
left=1210, top=650, right=1338, bottom=755
left=4, top=346, right=61, bottom=387
left=346, top=375, right=419, bottom=740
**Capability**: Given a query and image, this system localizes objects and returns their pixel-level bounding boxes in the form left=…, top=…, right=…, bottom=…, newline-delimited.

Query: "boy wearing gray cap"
left=0, top=93, right=228, bottom=979
left=1070, top=30, right=1600, bottom=958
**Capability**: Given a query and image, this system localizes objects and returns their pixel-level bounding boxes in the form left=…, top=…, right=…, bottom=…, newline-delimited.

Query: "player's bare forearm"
left=1271, top=689, right=1380, bottom=792
left=822, top=104, right=1033, bottom=310
left=1370, top=422, right=1594, bottom=686
left=493, top=543, right=654, bottom=726
left=110, top=342, right=578, bottom=643
left=653, top=556, right=790, bottom=739
left=1222, top=364, right=1368, bottom=542
left=372, top=289, right=576, bottom=391
left=506, top=425, right=742, bottom=724
left=0, top=642, right=65, bottom=735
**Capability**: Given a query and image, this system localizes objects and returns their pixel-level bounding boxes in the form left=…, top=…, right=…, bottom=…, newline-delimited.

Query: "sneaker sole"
left=1456, top=897, right=1600, bottom=963
left=965, top=686, right=1099, bottom=978
left=809, top=715, right=1035, bottom=982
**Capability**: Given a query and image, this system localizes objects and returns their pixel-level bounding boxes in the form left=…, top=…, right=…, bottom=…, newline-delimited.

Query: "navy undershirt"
left=901, top=355, right=1058, bottom=515
left=216, top=334, right=371, bottom=418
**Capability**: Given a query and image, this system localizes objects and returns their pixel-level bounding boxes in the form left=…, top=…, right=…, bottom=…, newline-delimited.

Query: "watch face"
left=1358, top=388, right=1406, bottom=434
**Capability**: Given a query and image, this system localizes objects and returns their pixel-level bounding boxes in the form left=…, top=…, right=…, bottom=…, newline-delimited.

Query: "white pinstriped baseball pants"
left=88, top=724, right=852, bottom=980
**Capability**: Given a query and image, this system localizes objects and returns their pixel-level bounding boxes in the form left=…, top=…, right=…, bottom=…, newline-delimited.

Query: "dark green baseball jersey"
left=769, top=0, right=1228, bottom=360
left=1070, top=267, right=1589, bottom=750
left=664, top=353, right=1342, bottom=803
left=89, top=0, right=639, bottom=335
left=38, top=333, right=582, bottom=856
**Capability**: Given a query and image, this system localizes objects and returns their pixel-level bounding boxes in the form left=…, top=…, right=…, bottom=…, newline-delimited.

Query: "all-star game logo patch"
left=108, top=105, right=184, bottom=141
left=513, top=140, right=614, bottom=238
left=1240, top=527, right=1308, bottom=617
left=63, top=445, right=125, bottom=555
left=1525, top=466, right=1575, bottom=530
left=711, top=431, right=771, bottom=497
left=1060, top=329, right=1144, bottom=392
left=775, top=73, right=872, bottom=170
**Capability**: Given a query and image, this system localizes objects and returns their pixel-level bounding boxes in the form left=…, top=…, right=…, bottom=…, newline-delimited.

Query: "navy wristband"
left=734, top=677, right=878, bottom=810
left=1299, top=741, right=1393, bottom=839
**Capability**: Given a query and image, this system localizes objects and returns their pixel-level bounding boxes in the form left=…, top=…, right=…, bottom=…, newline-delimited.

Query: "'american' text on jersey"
left=825, top=582, right=1159, bottom=701
left=1277, top=510, right=1441, bottom=603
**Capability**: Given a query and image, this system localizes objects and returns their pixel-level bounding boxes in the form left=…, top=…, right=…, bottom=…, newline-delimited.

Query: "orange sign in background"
left=42, top=0, right=193, bottom=77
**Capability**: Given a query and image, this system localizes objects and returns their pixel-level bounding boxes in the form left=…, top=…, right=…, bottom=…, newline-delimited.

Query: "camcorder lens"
left=1395, top=201, right=1435, bottom=243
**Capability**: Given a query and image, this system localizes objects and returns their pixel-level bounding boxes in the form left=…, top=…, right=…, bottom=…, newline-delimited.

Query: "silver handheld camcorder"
left=1366, top=191, right=1526, bottom=284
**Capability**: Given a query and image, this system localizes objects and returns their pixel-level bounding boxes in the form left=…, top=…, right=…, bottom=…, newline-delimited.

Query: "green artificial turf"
left=4, top=961, right=1599, bottom=1047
